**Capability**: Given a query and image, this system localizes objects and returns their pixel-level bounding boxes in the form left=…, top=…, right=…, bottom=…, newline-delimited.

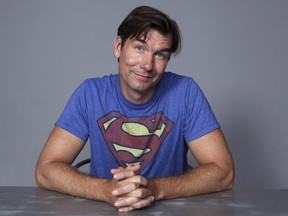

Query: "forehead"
left=131, top=29, right=172, bottom=48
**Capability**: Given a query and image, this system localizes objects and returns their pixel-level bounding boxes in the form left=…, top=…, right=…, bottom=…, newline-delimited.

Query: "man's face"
left=114, top=29, right=172, bottom=103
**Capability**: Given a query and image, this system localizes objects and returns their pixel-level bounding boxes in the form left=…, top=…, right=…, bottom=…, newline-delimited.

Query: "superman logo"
left=97, top=111, right=173, bottom=172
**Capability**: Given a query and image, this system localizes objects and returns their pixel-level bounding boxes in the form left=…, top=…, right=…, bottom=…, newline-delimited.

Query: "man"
left=36, top=5, right=234, bottom=212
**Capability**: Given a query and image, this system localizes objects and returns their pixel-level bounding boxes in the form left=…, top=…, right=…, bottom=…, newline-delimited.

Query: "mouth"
left=132, top=71, right=153, bottom=81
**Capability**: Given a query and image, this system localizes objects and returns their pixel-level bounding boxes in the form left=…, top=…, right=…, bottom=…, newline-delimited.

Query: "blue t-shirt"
left=55, top=72, right=220, bottom=179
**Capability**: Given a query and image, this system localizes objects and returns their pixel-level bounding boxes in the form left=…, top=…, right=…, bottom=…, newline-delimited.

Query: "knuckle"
left=132, top=199, right=150, bottom=209
left=125, top=170, right=132, bottom=176
left=136, top=176, right=142, bottom=182
left=132, top=202, right=143, bottom=209
left=131, top=182, right=139, bottom=190
left=134, top=176, right=147, bottom=185
left=132, top=189, right=144, bottom=198
left=140, top=188, right=150, bottom=198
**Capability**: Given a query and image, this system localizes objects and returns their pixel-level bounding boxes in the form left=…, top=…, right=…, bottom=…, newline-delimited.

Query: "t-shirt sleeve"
left=183, top=79, right=220, bottom=143
left=55, top=81, right=89, bottom=142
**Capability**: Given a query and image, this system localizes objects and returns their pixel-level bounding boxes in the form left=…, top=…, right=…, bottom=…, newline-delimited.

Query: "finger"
left=114, top=191, right=152, bottom=208
left=114, top=196, right=139, bottom=208
left=126, top=164, right=141, bottom=172
left=112, top=182, right=140, bottom=196
left=119, top=175, right=148, bottom=187
left=132, top=195, right=155, bottom=209
left=111, top=164, right=140, bottom=175
left=114, top=187, right=151, bottom=203
left=117, top=196, right=155, bottom=212
left=111, top=165, right=142, bottom=180
left=110, top=167, right=125, bottom=175
left=113, top=169, right=135, bottom=180
left=112, top=175, right=149, bottom=196
left=126, top=187, right=151, bottom=199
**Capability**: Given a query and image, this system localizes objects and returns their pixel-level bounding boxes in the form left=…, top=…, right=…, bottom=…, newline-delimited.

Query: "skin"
left=114, top=29, right=172, bottom=104
left=35, top=28, right=234, bottom=212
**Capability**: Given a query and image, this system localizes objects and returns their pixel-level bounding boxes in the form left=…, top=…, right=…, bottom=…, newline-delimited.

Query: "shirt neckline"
left=113, top=73, right=163, bottom=110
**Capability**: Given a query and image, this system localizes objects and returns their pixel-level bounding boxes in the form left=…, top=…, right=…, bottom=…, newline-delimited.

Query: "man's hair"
left=117, top=5, right=182, bottom=55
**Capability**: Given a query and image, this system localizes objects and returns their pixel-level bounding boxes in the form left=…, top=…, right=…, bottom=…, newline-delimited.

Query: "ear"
left=114, top=36, right=122, bottom=58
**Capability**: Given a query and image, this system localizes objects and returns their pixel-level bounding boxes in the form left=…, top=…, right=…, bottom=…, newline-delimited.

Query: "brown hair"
left=117, top=6, right=182, bottom=56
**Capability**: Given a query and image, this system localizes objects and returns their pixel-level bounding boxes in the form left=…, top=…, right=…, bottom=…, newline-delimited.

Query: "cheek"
left=123, top=55, right=139, bottom=65
left=155, top=63, right=167, bottom=74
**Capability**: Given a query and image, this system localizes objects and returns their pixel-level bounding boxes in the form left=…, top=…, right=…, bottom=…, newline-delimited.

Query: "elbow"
left=222, top=164, right=235, bottom=190
left=35, top=166, right=43, bottom=188
left=212, top=161, right=234, bottom=192
left=35, top=162, right=48, bottom=189
left=225, top=171, right=234, bottom=190
left=35, top=173, right=44, bottom=188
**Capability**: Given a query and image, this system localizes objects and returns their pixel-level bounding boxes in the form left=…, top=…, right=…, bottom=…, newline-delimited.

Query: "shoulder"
left=69, top=74, right=117, bottom=100
left=161, top=72, right=200, bottom=92
left=83, top=74, right=116, bottom=87
left=77, top=74, right=117, bottom=92
left=163, top=72, right=196, bottom=84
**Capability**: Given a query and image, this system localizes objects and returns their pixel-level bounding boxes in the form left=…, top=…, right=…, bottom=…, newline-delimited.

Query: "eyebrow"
left=135, top=38, right=172, bottom=54
left=135, top=38, right=147, bottom=44
left=156, top=48, right=172, bottom=54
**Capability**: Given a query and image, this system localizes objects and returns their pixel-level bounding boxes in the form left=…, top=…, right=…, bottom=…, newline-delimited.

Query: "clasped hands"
left=108, top=164, right=155, bottom=212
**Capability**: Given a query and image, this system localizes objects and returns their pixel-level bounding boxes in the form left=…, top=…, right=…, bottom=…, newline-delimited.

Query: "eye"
left=155, top=52, right=169, bottom=60
left=156, top=53, right=164, bottom=59
left=135, top=45, right=144, bottom=52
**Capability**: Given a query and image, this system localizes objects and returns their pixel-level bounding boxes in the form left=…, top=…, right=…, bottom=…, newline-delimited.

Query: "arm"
left=150, top=128, right=234, bottom=200
left=35, top=126, right=118, bottom=204
left=110, top=128, right=234, bottom=210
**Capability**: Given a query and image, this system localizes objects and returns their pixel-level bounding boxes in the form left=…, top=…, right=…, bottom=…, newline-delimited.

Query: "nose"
left=140, top=53, right=153, bottom=71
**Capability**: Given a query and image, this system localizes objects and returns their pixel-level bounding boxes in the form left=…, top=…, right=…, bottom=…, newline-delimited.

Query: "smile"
left=133, top=71, right=153, bottom=81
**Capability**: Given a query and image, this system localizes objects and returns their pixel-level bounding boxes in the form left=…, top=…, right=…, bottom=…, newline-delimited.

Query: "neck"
left=123, top=88, right=155, bottom=104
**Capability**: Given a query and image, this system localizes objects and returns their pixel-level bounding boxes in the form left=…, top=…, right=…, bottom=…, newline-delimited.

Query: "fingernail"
left=118, top=208, right=126, bottom=213
left=112, top=190, right=118, bottom=196
left=113, top=174, right=119, bottom=179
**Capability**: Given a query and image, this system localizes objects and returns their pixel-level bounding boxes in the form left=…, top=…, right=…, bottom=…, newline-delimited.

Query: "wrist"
left=149, top=178, right=164, bottom=201
left=98, top=178, right=117, bottom=204
left=86, top=177, right=114, bottom=205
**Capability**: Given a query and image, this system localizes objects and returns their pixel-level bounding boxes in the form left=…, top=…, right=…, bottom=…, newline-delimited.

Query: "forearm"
left=150, top=163, right=234, bottom=200
left=35, top=161, right=113, bottom=203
